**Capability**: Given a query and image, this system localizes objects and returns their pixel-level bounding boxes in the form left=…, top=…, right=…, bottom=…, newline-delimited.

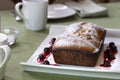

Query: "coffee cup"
left=0, top=33, right=10, bottom=58
left=15, top=0, right=48, bottom=31
left=0, top=34, right=11, bottom=79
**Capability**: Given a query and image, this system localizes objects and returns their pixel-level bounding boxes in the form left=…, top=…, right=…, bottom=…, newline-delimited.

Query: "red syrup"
left=100, top=42, right=118, bottom=67
left=43, top=47, right=51, bottom=57
left=37, top=38, right=60, bottom=66
left=37, top=51, right=60, bottom=66
left=37, top=47, right=52, bottom=64
left=111, top=50, right=118, bottom=55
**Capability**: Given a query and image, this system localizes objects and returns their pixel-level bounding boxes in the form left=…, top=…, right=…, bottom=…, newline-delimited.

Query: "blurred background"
left=0, top=0, right=120, bottom=10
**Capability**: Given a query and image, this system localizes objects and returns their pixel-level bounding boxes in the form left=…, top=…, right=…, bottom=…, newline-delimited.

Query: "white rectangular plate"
left=20, top=25, right=120, bottom=79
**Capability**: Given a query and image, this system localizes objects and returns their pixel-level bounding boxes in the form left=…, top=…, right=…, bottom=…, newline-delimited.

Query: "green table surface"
left=1, top=2, right=120, bottom=80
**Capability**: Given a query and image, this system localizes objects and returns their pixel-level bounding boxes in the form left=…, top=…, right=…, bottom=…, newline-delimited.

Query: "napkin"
left=65, top=0, right=108, bottom=18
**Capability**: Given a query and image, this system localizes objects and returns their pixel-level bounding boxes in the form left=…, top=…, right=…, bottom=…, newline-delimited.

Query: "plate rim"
left=20, top=25, right=120, bottom=79
left=47, top=4, right=76, bottom=19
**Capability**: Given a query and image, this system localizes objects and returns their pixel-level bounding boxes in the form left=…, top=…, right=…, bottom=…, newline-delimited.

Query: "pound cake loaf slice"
left=52, top=22, right=106, bottom=67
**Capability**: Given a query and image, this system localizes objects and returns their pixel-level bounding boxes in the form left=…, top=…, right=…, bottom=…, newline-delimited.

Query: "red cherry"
left=51, top=38, right=56, bottom=43
left=49, top=38, right=56, bottom=45
left=43, top=60, right=50, bottom=65
left=38, top=54, right=45, bottom=62
left=44, top=47, right=50, bottom=57
left=100, top=58, right=111, bottom=67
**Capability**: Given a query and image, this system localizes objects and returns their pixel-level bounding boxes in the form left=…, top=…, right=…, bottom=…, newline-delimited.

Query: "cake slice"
left=52, top=22, right=106, bottom=67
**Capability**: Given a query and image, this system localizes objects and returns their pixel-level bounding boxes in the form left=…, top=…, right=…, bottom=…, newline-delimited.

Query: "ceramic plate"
left=21, top=25, right=120, bottom=79
left=47, top=4, right=76, bottom=19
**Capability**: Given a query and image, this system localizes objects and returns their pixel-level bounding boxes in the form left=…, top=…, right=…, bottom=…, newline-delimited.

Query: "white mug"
left=0, top=33, right=11, bottom=80
left=0, top=45, right=10, bottom=80
left=0, top=33, right=11, bottom=59
left=15, top=0, right=48, bottom=31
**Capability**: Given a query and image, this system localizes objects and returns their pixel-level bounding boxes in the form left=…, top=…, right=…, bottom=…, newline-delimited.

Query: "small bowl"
left=1, top=27, right=19, bottom=45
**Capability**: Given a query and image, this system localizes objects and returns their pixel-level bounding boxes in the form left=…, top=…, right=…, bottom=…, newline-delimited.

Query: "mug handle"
left=15, top=2, right=25, bottom=20
left=0, top=45, right=11, bottom=61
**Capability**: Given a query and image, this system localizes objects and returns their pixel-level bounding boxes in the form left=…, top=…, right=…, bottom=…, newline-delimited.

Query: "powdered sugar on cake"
left=54, top=22, right=105, bottom=53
